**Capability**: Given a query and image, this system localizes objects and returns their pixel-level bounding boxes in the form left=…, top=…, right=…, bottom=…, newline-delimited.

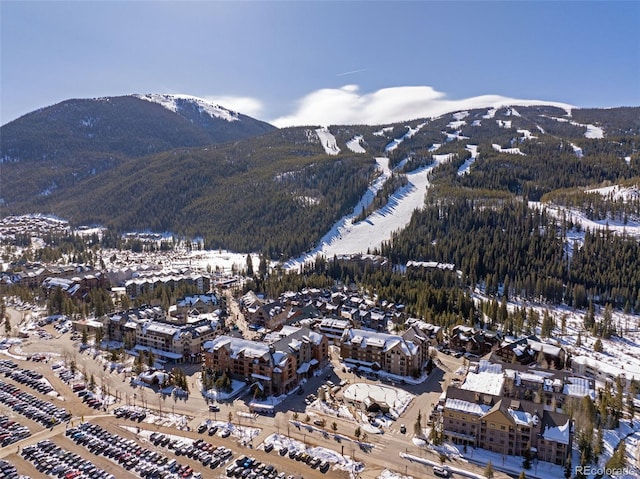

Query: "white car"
left=433, top=465, right=450, bottom=477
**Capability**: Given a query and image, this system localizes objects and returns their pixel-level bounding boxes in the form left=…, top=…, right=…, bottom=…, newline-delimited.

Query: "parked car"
left=433, top=465, right=450, bottom=477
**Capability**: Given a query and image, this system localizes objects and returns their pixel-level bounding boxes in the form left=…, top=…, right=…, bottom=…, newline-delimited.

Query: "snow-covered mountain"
left=134, top=93, right=241, bottom=122
left=1, top=99, right=638, bottom=263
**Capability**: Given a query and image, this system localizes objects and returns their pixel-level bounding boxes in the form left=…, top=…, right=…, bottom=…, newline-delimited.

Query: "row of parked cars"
left=0, top=358, right=55, bottom=395
left=0, top=414, right=30, bottom=447
left=0, top=379, right=71, bottom=426
left=274, top=446, right=330, bottom=474
left=0, top=459, right=18, bottom=479
left=67, top=421, right=192, bottom=478
left=21, top=438, right=114, bottom=479
left=113, top=405, right=147, bottom=421
left=75, top=386, right=106, bottom=410
left=152, top=433, right=234, bottom=471
left=7, top=367, right=54, bottom=394
left=225, top=454, right=288, bottom=479
left=54, top=363, right=79, bottom=383
left=196, top=421, right=231, bottom=438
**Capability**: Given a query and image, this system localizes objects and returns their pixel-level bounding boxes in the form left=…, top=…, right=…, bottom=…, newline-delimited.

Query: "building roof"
left=445, top=397, right=492, bottom=416
left=342, top=326, right=425, bottom=356
left=204, top=336, right=271, bottom=361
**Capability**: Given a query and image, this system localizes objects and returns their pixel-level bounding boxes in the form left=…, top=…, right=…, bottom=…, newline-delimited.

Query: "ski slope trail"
left=285, top=154, right=453, bottom=269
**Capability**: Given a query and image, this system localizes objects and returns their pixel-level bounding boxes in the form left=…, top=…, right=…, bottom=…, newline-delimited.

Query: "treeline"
left=28, top=128, right=376, bottom=259
left=542, top=181, right=640, bottom=224
left=449, top=142, right=640, bottom=201
left=375, top=197, right=640, bottom=311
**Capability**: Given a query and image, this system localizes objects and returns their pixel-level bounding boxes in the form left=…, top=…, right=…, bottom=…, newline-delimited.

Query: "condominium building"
left=340, top=325, right=431, bottom=377
left=442, top=386, right=572, bottom=465
left=203, top=326, right=328, bottom=396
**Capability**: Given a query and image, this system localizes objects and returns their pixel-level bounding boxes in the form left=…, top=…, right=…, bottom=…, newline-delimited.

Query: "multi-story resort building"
left=339, top=325, right=432, bottom=377
left=203, top=326, right=328, bottom=396
left=440, top=359, right=594, bottom=465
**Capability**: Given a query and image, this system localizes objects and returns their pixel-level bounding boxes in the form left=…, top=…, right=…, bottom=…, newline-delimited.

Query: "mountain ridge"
left=1, top=96, right=638, bottom=260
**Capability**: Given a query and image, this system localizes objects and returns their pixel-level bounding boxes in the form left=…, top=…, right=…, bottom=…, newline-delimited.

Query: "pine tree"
left=584, top=301, right=595, bottom=330
left=414, top=410, right=423, bottom=436
left=593, top=338, right=603, bottom=352
left=541, top=310, right=554, bottom=337
left=246, top=254, right=253, bottom=277
left=484, top=460, right=494, bottom=479
left=605, top=440, right=626, bottom=470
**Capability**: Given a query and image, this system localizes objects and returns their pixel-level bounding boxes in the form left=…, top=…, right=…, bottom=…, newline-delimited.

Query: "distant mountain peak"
left=134, top=93, right=240, bottom=122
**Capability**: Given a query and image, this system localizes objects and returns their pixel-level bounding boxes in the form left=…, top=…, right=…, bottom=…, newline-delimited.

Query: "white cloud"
left=204, top=95, right=264, bottom=118
left=270, top=85, right=573, bottom=127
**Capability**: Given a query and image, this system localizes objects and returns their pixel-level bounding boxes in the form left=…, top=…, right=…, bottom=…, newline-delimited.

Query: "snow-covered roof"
left=563, top=376, right=596, bottom=399
left=445, top=398, right=491, bottom=416
left=508, top=408, right=534, bottom=426
left=543, top=419, right=571, bottom=445
left=344, top=328, right=420, bottom=356
left=144, top=322, right=179, bottom=336
left=203, top=336, right=270, bottom=360
left=320, top=318, right=351, bottom=330
left=461, top=371, right=504, bottom=396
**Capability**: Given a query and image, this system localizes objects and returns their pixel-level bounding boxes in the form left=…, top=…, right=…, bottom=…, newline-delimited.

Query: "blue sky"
left=1, top=1, right=639, bottom=126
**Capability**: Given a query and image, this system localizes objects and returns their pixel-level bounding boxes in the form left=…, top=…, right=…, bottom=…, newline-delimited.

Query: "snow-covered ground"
left=316, top=127, right=341, bottom=155
left=571, top=142, right=584, bottom=158
left=492, top=143, right=525, bottom=155
left=377, top=469, right=414, bottom=479
left=346, top=135, right=366, bottom=153
left=537, top=201, right=640, bottom=241
left=482, top=108, right=496, bottom=119
left=285, top=153, right=454, bottom=269
left=547, top=115, right=604, bottom=139
left=384, top=123, right=427, bottom=152
left=457, top=145, right=479, bottom=176
left=585, top=184, right=640, bottom=202
left=517, top=129, right=537, bottom=140
left=135, top=93, right=240, bottom=122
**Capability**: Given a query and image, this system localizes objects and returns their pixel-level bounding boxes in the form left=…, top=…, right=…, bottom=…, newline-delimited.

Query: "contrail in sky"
left=336, top=69, right=368, bottom=77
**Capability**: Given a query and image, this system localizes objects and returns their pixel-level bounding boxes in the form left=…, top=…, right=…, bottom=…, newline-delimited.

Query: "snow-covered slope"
left=315, top=127, right=341, bottom=155
left=346, top=135, right=366, bottom=153
left=285, top=151, right=454, bottom=269
left=135, top=93, right=240, bottom=122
